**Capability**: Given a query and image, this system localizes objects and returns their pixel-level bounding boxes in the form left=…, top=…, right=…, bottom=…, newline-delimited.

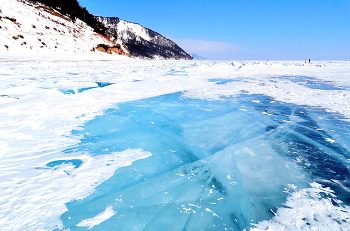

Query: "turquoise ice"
left=57, top=92, right=350, bottom=230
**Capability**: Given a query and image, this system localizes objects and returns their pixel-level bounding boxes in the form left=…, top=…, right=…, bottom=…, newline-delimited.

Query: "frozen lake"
left=1, top=59, right=350, bottom=230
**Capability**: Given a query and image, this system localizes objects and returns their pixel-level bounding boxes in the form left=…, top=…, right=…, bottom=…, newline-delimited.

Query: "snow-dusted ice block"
left=166, top=69, right=189, bottom=76
left=59, top=82, right=114, bottom=95
left=46, top=159, right=83, bottom=168
left=59, top=92, right=350, bottom=230
left=208, top=78, right=240, bottom=84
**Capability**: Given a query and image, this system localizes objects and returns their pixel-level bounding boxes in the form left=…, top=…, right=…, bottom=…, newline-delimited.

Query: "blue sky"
left=79, top=0, right=350, bottom=60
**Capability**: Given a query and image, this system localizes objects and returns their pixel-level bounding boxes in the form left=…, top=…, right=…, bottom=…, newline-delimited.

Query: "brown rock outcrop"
left=110, top=44, right=123, bottom=55
left=35, top=6, right=71, bottom=22
left=95, top=43, right=130, bottom=57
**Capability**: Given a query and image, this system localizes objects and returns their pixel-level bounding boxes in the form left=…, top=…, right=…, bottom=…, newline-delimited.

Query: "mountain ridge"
left=96, top=16, right=193, bottom=60
left=190, top=53, right=208, bottom=60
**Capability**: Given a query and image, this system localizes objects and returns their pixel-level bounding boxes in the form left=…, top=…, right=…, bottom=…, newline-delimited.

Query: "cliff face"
left=96, top=16, right=193, bottom=60
left=0, top=0, right=130, bottom=58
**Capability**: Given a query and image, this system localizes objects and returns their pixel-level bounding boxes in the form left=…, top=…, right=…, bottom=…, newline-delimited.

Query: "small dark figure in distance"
left=309, top=59, right=311, bottom=63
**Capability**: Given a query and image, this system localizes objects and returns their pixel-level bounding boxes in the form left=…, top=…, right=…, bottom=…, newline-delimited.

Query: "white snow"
left=183, top=60, right=350, bottom=120
left=76, top=206, right=117, bottom=229
left=250, top=183, right=350, bottom=231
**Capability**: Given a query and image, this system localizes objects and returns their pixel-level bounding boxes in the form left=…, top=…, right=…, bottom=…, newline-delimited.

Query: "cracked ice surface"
left=1, top=59, right=350, bottom=230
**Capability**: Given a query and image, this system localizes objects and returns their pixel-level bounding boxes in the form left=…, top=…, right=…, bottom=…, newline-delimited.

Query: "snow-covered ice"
left=1, top=58, right=350, bottom=230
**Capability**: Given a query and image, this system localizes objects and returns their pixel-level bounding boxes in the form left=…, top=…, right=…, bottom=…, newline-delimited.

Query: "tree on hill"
left=25, top=0, right=117, bottom=40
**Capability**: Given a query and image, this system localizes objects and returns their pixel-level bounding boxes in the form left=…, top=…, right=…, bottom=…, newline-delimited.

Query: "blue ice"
left=276, top=76, right=344, bottom=90
left=58, top=92, right=350, bottom=230
left=208, top=78, right=239, bottom=84
left=166, top=70, right=188, bottom=76
left=46, top=159, right=83, bottom=169
left=59, top=82, right=114, bottom=94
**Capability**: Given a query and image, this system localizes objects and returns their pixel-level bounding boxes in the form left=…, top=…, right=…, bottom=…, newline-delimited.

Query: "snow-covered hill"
left=0, top=0, right=130, bottom=59
left=96, top=16, right=193, bottom=60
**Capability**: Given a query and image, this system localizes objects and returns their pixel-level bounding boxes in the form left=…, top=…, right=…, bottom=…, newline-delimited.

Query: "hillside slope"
left=96, top=16, right=193, bottom=60
left=0, top=0, right=130, bottom=58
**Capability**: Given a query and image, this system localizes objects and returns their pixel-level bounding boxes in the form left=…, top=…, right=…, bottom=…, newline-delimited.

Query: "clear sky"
left=79, top=0, right=350, bottom=60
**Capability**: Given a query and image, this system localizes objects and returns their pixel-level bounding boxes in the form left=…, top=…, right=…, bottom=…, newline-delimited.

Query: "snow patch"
left=76, top=206, right=117, bottom=229
left=250, top=183, right=350, bottom=231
